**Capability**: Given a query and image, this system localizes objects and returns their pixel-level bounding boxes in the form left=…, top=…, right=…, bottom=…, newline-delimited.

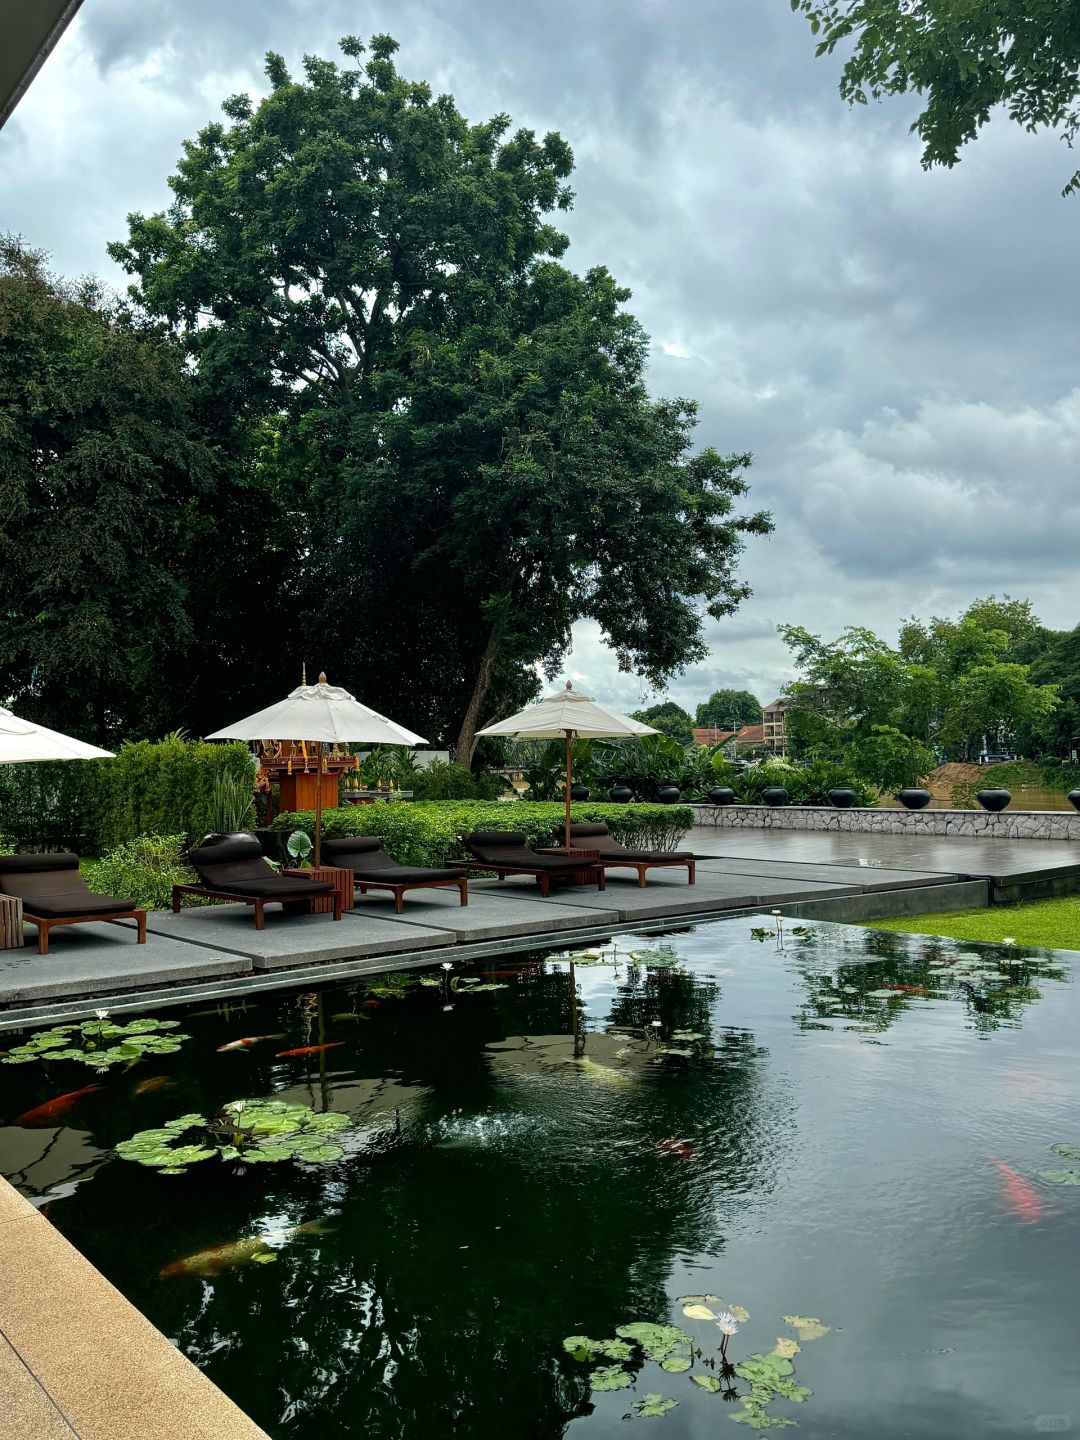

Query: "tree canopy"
left=780, top=595, right=1060, bottom=777
left=0, top=239, right=293, bottom=743
left=630, top=701, right=695, bottom=744
left=695, top=688, right=762, bottom=730
left=793, top=0, right=1080, bottom=194
left=109, top=35, right=771, bottom=760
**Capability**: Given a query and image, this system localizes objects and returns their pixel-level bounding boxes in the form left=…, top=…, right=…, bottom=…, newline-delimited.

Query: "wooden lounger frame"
left=591, top=856, right=696, bottom=888
left=171, top=884, right=342, bottom=930
left=22, top=907, right=148, bottom=956
left=445, top=859, right=606, bottom=897
left=353, top=875, right=469, bottom=914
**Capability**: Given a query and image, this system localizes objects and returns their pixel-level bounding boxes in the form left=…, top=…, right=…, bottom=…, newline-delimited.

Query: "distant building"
left=762, top=698, right=791, bottom=757
left=693, top=723, right=765, bottom=756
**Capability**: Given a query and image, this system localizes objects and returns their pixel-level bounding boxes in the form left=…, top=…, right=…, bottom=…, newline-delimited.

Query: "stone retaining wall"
left=690, top=804, right=1080, bottom=841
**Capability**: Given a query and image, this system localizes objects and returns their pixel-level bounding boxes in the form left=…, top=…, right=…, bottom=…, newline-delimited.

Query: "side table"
left=0, top=895, right=23, bottom=949
left=282, top=866, right=353, bottom=915
left=534, top=846, right=603, bottom=887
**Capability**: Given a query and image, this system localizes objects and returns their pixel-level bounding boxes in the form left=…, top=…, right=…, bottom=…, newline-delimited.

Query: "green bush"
left=0, top=737, right=255, bottom=854
left=731, top=759, right=876, bottom=807
left=272, top=801, right=694, bottom=867
left=83, top=834, right=197, bottom=911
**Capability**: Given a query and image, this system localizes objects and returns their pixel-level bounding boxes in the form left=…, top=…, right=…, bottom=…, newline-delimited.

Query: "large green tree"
left=110, top=36, right=771, bottom=761
left=629, top=701, right=695, bottom=744
left=695, top=688, right=762, bottom=729
left=793, top=0, right=1080, bottom=194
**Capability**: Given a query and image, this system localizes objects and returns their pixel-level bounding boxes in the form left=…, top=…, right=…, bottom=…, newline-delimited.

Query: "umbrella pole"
left=564, top=730, right=572, bottom=849
left=314, top=741, right=323, bottom=867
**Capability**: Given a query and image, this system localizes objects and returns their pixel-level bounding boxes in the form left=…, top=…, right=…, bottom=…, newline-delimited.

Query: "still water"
left=1, top=919, right=1078, bottom=1439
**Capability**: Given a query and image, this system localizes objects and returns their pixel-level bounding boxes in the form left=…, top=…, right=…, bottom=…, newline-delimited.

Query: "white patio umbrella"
left=0, top=705, right=114, bottom=763
left=206, top=674, right=427, bottom=864
left=476, top=682, right=657, bottom=849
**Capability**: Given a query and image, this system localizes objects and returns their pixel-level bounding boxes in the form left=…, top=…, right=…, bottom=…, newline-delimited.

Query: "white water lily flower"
left=650, top=1020, right=663, bottom=1028
left=441, top=962, right=454, bottom=971
left=1002, top=937, right=1016, bottom=946
left=94, top=1008, right=110, bottom=1020
left=715, top=1311, right=740, bottom=1336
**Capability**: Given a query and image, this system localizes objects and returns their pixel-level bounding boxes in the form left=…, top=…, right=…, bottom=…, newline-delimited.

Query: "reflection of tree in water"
left=42, top=951, right=788, bottom=1440
left=787, top=927, right=1067, bottom=1038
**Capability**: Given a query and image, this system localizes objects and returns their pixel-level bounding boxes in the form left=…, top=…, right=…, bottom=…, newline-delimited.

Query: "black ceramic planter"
left=976, top=788, right=1011, bottom=812
left=569, top=783, right=590, bottom=802
left=827, top=788, right=858, bottom=809
left=896, top=788, right=932, bottom=810
left=1068, top=790, right=1080, bottom=813
left=609, top=784, right=633, bottom=804
left=708, top=786, right=736, bottom=806
left=761, top=786, right=789, bottom=806
left=656, top=784, right=681, bottom=804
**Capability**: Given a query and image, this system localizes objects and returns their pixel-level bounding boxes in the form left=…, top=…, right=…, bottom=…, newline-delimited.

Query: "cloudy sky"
left=3, top=0, right=1079, bottom=717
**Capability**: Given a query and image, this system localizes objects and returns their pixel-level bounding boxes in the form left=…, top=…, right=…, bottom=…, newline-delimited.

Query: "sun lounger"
left=567, top=822, right=696, bottom=887
left=0, top=853, right=147, bottom=955
left=321, top=836, right=469, bottom=913
left=448, top=831, right=606, bottom=896
left=174, top=835, right=342, bottom=929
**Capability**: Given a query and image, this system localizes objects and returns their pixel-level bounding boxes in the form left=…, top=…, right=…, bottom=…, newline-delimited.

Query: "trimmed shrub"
left=0, top=737, right=255, bottom=854
left=83, top=834, right=197, bottom=911
left=271, top=801, right=694, bottom=867
left=733, top=760, right=875, bottom=807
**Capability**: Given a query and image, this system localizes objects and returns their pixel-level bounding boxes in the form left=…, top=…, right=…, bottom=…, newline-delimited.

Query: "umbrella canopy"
left=205, top=676, right=426, bottom=748
left=477, top=682, right=657, bottom=847
left=206, top=675, right=427, bottom=865
left=0, top=706, right=114, bottom=763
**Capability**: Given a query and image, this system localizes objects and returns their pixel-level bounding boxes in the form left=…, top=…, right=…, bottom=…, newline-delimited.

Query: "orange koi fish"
left=160, top=1219, right=329, bottom=1279
left=15, top=1084, right=103, bottom=1128
left=132, top=1075, right=175, bottom=1095
left=361, top=999, right=380, bottom=1009
left=656, top=1137, right=696, bottom=1160
left=994, top=1160, right=1043, bottom=1224
left=275, top=1042, right=344, bottom=1058
left=217, top=1035, right=284, bottom=1053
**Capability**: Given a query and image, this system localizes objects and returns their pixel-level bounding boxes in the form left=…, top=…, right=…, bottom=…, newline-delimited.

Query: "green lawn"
left=868, top=896, right=1080, bottom=951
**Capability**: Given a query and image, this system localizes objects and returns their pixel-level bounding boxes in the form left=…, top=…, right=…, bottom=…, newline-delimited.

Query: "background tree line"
left=0, top=35, right=771, bottom=759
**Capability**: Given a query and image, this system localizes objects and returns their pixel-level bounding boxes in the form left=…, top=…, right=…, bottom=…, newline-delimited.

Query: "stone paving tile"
left=0, top=1334, right=77, bottom=1440
left=0, top=927, right=249, bottom=1004
left=0, top=1188, right=268, bottom=1439
left=353, top=888, right=620, bottom=942
left=692, top=856, right=960, bottom=890
left=148, top=905, right=453, bottom=971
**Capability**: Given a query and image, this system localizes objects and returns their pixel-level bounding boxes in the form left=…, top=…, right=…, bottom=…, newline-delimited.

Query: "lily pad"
left=690, top=1375, right=722, bottom=1392
left=1051, top=1143, right=1080, bottom=1159
left=660, top=1356, right=692, bottom=1373
left=1038, top=1169, right=1080, bottom=1185
left=615, top=1322, right=691, bottom=1366
left=633, top=1394, right=678, bottom=1417
left=681, top=1304, right=717, bottom=1321
left=772, top=1337, right=801, bottom=1358
left=589, top=1365, right=633, bottom=1392
left=782, top=1314, right=830, bottom=1341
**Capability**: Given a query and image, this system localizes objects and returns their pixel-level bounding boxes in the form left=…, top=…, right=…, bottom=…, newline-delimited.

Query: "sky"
left=3, top=0, right=1079, bottom=719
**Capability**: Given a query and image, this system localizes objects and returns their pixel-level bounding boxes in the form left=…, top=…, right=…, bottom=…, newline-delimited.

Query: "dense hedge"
left=84, top=834, right=198, bottom=911
left=272, top=801, right=694, bottom=867
left=0, top=737, right=254, bottom=854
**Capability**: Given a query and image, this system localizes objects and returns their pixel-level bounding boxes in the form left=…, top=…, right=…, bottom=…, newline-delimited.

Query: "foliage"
left=629, top=702, right=695, bottom=744
left=272, top=800, right=693, bottom=865
left=0, top=737, right=254, bottom=854
left=792, top=0, right=1080, bottom=195
left=116, top=1098, right=352, bottom=1175
left=695, top=688, right=762, bottom=730
left=780, top=601, right=1059, bottom=767
left=731, top=759, right=875, bottom=807
left=286, top=830, right=312, bottom=866
left=110, top=36, right=771, bottom=761
left=84, top=834, right=196, bottom=911
left=1039, top=1143, right=1080, bottom=1185
left=0, top=238, right=294, bottom=744
left=212, top=771, right=256, bottom=834
left=851, top=725, right=936, bottom=796
left=2, top=1016, right=188, bottom=1070
left=731, top=1351, right=812, bottom=1428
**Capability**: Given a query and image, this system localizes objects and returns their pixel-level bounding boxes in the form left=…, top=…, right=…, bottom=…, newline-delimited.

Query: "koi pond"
left=1, top=916, right=1078, bottom=1439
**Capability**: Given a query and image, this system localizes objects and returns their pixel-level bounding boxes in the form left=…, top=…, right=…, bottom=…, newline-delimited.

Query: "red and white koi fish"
left=656, top=1137, right=696, bottom=1160
left=993, top=1160, right=1043, bottom=1224
left=275, top=1042, right=344, bottom=1059
left=15, top=1084, right=103, bottom=1128
left=216, top=1035, right=284, bottom=1053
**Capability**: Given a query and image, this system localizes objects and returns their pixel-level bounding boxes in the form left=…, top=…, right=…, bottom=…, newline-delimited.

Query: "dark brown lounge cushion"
left=0, top=853, right=137, bottom=917
left=462, top=832, right=581, bottom=871
left=188, top=837, right=333, bottom=897
left=321, top=837, right=452, bottom=884
left=568, top=823, right=693, bottom=863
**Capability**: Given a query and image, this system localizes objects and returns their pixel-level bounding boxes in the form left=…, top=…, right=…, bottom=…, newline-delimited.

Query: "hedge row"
left=0, top=738, right=254, bottom=854
left=271, top=801, right=694, bottom=868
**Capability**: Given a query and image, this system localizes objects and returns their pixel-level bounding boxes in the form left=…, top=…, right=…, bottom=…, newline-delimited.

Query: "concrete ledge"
left=692, top=802, right=1080, bottom=841
left=0, top=1177, right=268, bottom=1439
left=773, top=878, right=989, bottom=923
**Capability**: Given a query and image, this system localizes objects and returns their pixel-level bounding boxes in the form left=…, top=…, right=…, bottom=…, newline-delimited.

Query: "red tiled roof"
left=693, top=727, right=734, bottom=746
